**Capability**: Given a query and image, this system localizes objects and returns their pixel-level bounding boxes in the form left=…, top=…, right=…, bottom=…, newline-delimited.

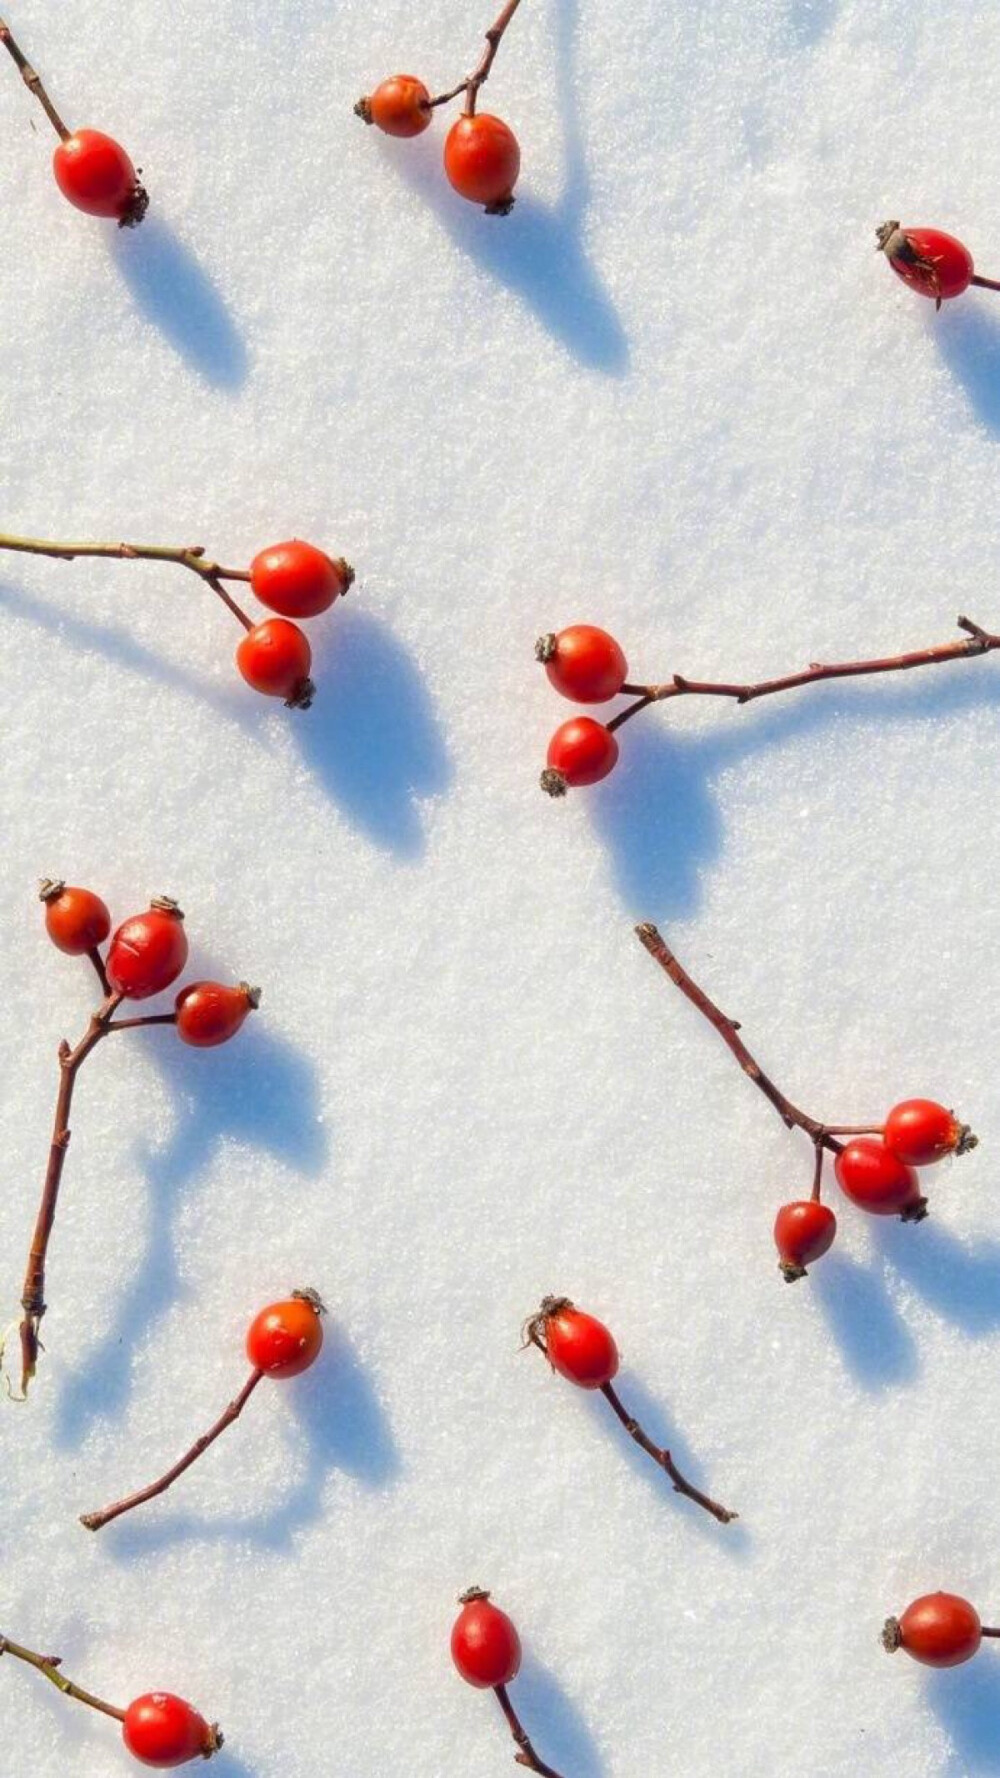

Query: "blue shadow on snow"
left=514, top=1654, right=605, bottom=1778
left=927, top=1658, right=1000, bottom=1775
left=812, top=1253, right=919, bottom=1393
left=111, top=216, right=248, bottom=390
left=935, top=301, right=1000, bottom=435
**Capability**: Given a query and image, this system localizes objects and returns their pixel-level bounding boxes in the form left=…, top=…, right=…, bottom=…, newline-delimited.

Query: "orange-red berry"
left=834, top=1138, right=925, bottom=1220
left=529, top=1297, right=619, bottom=1389
left=444, top=113, right=520, bottom=213
left=122, top=1692, right=219, bottom=1767
left=107, top=900, right=188, bottom=1001
left=883, top=1593, right=983, bottom=1668
left=451, top=1590, right=522, bottom=1688
left=249, top=540, right=353, bottom=619
left=246, top=1291, right=324, bottom=1378
left=236, top=619, right=314, bottom=707
left=537, top=626, right=628, bottom=703
left=52, top=130, right=146, bottom=226
left=361, top=75, right=433, bottom=137
left=542, top=717, right=619, bottom=794
left=39, top=880, right=111, bottom=955
left=175, top=981, right=259, bottom=1048
left=884, top=1099, right=971, bottom=1167
left=773, top=1200, right=837, bottom=1282
left=877, top=222, right=974, bottom=305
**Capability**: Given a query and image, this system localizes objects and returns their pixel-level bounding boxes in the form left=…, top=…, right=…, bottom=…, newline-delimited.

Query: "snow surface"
left=1, top=0, right=1000, bottom=1773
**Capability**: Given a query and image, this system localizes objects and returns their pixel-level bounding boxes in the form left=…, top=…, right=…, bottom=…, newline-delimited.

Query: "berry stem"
left=106, top=1013, right=178, bottom=1032
left=982, top=1627, right=1000, bottom=1637
left=86, top=946, right=111, bottom=997
left=608, top=615, right=1000, bottom=733
left=80, top=1367, right=264, bottom=1531
left=636, top=922, right=863, bottom=1153
left=0, top=532, right=254, bottom=631
left=0, top=20, right=70, bottom=140
left=10, top=990, right=124, bottom=1398
left=600, top=1381, right=737, bottom=1523
left=0, top=1634, right=125, bottom=1722
left=971, top=275, right=1000, bottom=293
left=428, top=0, right=524, bottom=116
left=493, top=1684, right=566, bottom=1778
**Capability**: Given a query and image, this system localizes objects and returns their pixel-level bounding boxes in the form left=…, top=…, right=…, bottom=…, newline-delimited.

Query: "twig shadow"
left=873, top=1217, right=1000, bottom=1339
left=811, top=1253, right=920, bottom=1392
left=514, top=1653, right=605, bottom=1778
left=935, top=302, right=1000, bottom=434
left=0, top=583, right=451, bottom=858
left=55, top=976, right=328, bottom=1451
left=584, top=1372, right=749, bottom=1553
left=382, top=0, right=628, bottom=374
left=110, top=216, right=248, bottom=390
left=92, top=1329, right=400, bottom=1557
left=927, top=1658, right=1000, bottom=1774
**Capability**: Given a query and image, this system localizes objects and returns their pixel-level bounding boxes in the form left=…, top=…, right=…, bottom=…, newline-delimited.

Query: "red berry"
left=773, top=1200, right=837, bottom=1282
left=834, top=1138, right=925, bottom=1220
left=236, top=619, right=314, bottom=707
left=444, top=114, right=520, bottom=213
left=52, top=130, right=146, bottom=225
left=246, top=1291, right=324, bottom=1377
left=451, top=1589, right=522, bottom=1688
left=362, top=75, right=432, bottom=137
left=249, top=540, right=353, bottom=619
left=175, top=981, right=259, bottom=1048
left=529, top=1297, right=619, bottom=1389
left=884, top=1098, right=972, bottom=1167
left=122, top=1692, right=218, bottom=1767
left=884, top=1593, right=982, bottom=1669
left=538, top=626, right=628, bottom=704
left=39, top=880, right=111, bottom=955
left=542, top=718, right=619, bottom=795
left=877, top=222, right=973, bottom=305
left=107, top=900, right=188, bottom=1001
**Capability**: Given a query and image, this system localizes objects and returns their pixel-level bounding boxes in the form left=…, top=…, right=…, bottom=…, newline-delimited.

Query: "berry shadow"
left=927, top=1658, right=1000, bottom=1775
left=588, top=664, right=1000, bottom=921
left=873, top=1216, right=1000, bottom=1340
left=934, top=301, right=1000, bottom=434
left=811, top=1253, right=920, bottom=1392
left=381, top=0, right=628, bottom=376
left=514, top=1654, right=605, bottom=1778
left=110, top=216, right=248, bottom=391
left=55, top=962, right=328, bottom=1451
left=786, top=0, right=840, bottom=49
left=583, top=1372, right=750, bottom=1555
left=93, top=1327, right=400, bottom=1557
left=0, top=583, right=450, bottom=859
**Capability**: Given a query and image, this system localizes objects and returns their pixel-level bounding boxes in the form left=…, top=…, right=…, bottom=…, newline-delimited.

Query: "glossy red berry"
left=107, top=900, right=188, bottom=1001
left=236, top=619, right=314, bottom=707
left=361, top=75, right=432, bottom=137
left=444, top=113, right=520, bottom=213
left=175, top=981, right=259, bottom=1048
left=883, top=1593, right=982, bottom=1668
left=246, top=1290, right=324, bottom=1378
left=541, top=717, right=619, bottom=795
left=52, top=130, right=146, bottom=226
left=249, top=540, right=353, bottom=619
left=39, top=880, right=111, bottom=955
left=877, top=222, right=974, bottom=306
left=884, top=1098, right=973, bottom=1167
left=537, top=626, right=629, bottom=704
left=451, top=1589, right=522, bottom=1688
left=121, top=1692, right=219, bottom=1767
left=773, top=1200, right=837, bottom=1282
left=528, top=1297, right=619, bottom=1389
left=834, top=1138, right=925, bottom=1220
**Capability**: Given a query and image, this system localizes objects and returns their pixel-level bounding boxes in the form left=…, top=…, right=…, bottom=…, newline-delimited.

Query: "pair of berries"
left=41, top=881, right=258, bottom=1044
left=884, top=1593, right=992, bottom=1670
left=774, top=1099, right=975, bottom=1282
left=537, top=625, right=629, bottom=794
left=357, top=76, right=521, bottom=215
left=236, top=539, right=353, bottom=709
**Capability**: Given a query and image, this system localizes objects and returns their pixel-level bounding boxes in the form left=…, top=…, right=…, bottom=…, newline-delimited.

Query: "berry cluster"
left=0, top=532, right=354, bottom=710
left=356, top=0, right=523, bottom=215
left=7, top=881, right=258, bottom=1397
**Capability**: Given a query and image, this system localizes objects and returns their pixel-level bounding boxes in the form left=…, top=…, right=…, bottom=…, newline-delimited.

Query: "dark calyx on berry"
left=540, top=768, right=568, bottom=797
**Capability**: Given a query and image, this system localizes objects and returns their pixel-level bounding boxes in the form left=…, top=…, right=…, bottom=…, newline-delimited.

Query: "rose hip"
left=107, top=899, right=188, bottom=1000
left=444, top=113, right=520, bottom=213
left=884, top=1098, right=975, bottom=1167
left=175, top=981, right=259, bottom=1048
left=52, top=129, right=147, bottom=226
left=877, top=222, right=974, bottom=307
left=451, top=1589, right=522, bottom=1689
left=541, top=717, right=619, bottom=795
left=536, top=626, right=629, bottom=703
left=249, top=540, right=353, bottom=619
left=236, top=618, right=314, bottom=707
left=39, top=879, right=111, bottom=955
left=122, top=1692, right=221, bottom=1767
left=883, top=1593, right=984, bottom=1668
left=357, top=75, right=432, bottom=137
left=773, top=1200, right=837, bottom=1282
left=834, top=1139, right=926, bottom=1220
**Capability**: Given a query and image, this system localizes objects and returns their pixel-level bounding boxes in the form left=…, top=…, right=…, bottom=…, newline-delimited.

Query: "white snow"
left=0, top=0, right=999, bottom=1773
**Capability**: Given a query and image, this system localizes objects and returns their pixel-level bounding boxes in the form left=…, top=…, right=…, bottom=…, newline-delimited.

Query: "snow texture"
left=0, top=0, right=999, bottom=1773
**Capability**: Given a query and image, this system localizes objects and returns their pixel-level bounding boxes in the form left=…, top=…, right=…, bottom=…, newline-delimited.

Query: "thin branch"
left=608, top=616, right=1000, bottom=733
left=601, top=1381, right=737, bottom=1523
left=428, top=0, right=524, bottom=115
left=80, top=1368, right=264, bottom=1530
left=0, top=532, right=254, bottom=630
left=971, top=275, right=1000, bottom=294
left=86, top=947, right=110, bottom=997
left=494, top=1684, right=565, bottom=1778
left=635, top=922, right=863, bottom=1152
left=0, top=1634, right=125, bottom=1723
left=11, top=991, right=123, bottom=1396
left=105, top=1013, right=177, bottom=1032
left=0, top=20, right=70, bottom=140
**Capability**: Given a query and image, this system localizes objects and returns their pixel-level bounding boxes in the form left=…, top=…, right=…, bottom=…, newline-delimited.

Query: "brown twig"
left=426, top=0, right=524, bottom=115
left=0, top=19, right=70, bottom=140
left=607, top=616, right=1000, bottom=734
left=80, top=1367, right=264, bottom=1530
left=494, top=1684, right=565, bottom=1778
left=600, top=1382, right=736, bottom=1523
left=0, top=1633, right=125, bottom=1722
left=0, top=532, right=254, bottom=631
